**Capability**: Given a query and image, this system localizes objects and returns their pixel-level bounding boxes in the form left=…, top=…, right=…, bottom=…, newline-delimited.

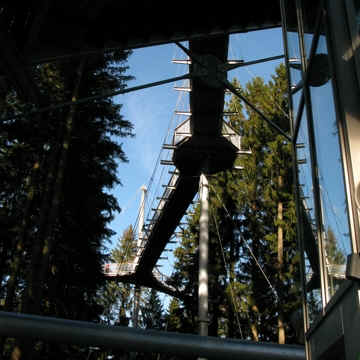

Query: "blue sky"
left=109, top=28, right=285, bottom=254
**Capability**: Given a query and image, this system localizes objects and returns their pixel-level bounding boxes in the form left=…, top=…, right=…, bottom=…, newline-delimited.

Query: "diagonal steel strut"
left=223, top=80, right=291, bottom=141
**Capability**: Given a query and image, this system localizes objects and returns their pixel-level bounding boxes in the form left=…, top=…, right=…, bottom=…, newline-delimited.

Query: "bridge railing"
left=143, top=171, right=180, bottom=237
left=103, top=262, right=137, bottom=276
left=0, top=310, right=305, bottom=360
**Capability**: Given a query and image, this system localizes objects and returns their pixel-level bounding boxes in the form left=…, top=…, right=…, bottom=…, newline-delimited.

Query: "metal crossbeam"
left=225, top=54, right=284, bottom=71
left=172, top=59, right=244, bottom=65
left=175, top=111, right=236, bottom=116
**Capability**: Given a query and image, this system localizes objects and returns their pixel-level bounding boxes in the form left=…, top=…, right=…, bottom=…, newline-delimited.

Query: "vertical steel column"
left=198, top=173, right=209, bottom=337
left=295, top=0, right=329, bottom=308
left=133, top=185, right=147, bottom=328
left=137, top=185, right=147, bottom=250
left=280, top=1, right=310, bottom=353
left=132, top=287, right=141, bottom=328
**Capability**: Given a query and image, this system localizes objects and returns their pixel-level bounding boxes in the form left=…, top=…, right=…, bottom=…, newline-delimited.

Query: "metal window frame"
left=295, top=0, right=330, bottom=308
left=325, top=0, right=360, bottom=255
left=280, top=0, right=310, bottom=348
left=285, top=0, right=359, bottom=330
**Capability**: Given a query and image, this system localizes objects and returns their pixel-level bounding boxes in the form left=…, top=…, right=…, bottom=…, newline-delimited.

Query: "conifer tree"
left=142, top=289, right=164, bottom=330
left=99, top=225, right=136, bottom=326
left=0, top=48, right=134, bottom=359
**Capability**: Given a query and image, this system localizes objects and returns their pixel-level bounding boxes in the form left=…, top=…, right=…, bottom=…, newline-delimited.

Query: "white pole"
left=199, top=173, right=209, bottom=337
left=133, top=185, right=147, bottom=329
left=137, top=185, right=147, bottom=250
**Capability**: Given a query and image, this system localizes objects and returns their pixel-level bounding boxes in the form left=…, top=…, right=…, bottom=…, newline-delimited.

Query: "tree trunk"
left=250, top=302, right=260, bottom=341
left=1, top=161, right=40, bottom=356
left=278, top=313, right=286, bottom=344
left=227, top=268, right=236, bottom=337
left=24, top=59, right=85, bottom=316
left=21, top=144, right=60, bottom=315
left=250, top=322, right=259, bottom=342
left=277, top=175, right=285, bottom=344
left=4, top=160, right=40, bottom=312
left=277, top=196, right=284, bottom=271
left=13, top=59, right=85, bottom=360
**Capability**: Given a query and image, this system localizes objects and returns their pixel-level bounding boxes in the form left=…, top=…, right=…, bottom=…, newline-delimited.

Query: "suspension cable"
left=130, top=44, right=189, bottom=268
left=209, top=183, right=279, bottom=302
left=211, top=207, right=243, bottom=338
left=144, top=77, right=187, bottom=224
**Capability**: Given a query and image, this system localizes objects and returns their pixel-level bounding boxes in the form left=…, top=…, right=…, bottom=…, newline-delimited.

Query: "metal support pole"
left=280, top=2, right=310, bottom=355
left=295, top=0, right=329, bottom=307
left=132, top=286, right=141, bottom=329
left=199, top=173, right=209, bottom=337
left=137, top=185, right=147, bottom=251
left=0, top=311, right=305, bottom=360
left=133, top=185, right=147, bottom=329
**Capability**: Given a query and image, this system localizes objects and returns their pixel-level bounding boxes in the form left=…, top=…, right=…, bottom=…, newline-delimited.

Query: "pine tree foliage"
left=142, top=289, right=164, bottom=330
left=0, top=49, right=134, bottom=359
left=99, top=225, right=136, bottom=326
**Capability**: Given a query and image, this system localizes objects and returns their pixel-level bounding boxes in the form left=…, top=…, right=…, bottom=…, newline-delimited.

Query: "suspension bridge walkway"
left=100, top=35, right=248, bottom=297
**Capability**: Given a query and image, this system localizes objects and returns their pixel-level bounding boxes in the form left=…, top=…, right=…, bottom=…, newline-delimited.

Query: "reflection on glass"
left=310, top=33, right=351, bottom=300
left=297, top=115, right=315, bottom=224
left=304, top=254, right=322, bottom=325
left=297, top=111, right=322, bottom=325
left=284, top=1, right=303, bottom=127
left=303, top=33, right=313, bottom=60
left=287, top=32, right=302, bottom=126
left=292, top=91, right=302, bottom=125
left=287, top=32, right=301, bottom=60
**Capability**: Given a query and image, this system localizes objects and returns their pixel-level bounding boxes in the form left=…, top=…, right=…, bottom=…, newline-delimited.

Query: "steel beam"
left=0, top=311, right=305, bottom=360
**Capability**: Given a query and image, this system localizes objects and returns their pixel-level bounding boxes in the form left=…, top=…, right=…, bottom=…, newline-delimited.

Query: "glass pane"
left=310, top=32, right=351, bottom=300
left=303, top=33, right=313, bottom=59
left=285, top=4, right=302, bottom=127
left=290, top=67, right=302, bottom=119
left=284, top=0, right=300, bottom=60
left=296, top=110, right=322, bottom=325
left=288, top=31, right=301, bottom=61
left=354, top=0, right=360, bottom=30
left=297, top=114, right=315, bottom=224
